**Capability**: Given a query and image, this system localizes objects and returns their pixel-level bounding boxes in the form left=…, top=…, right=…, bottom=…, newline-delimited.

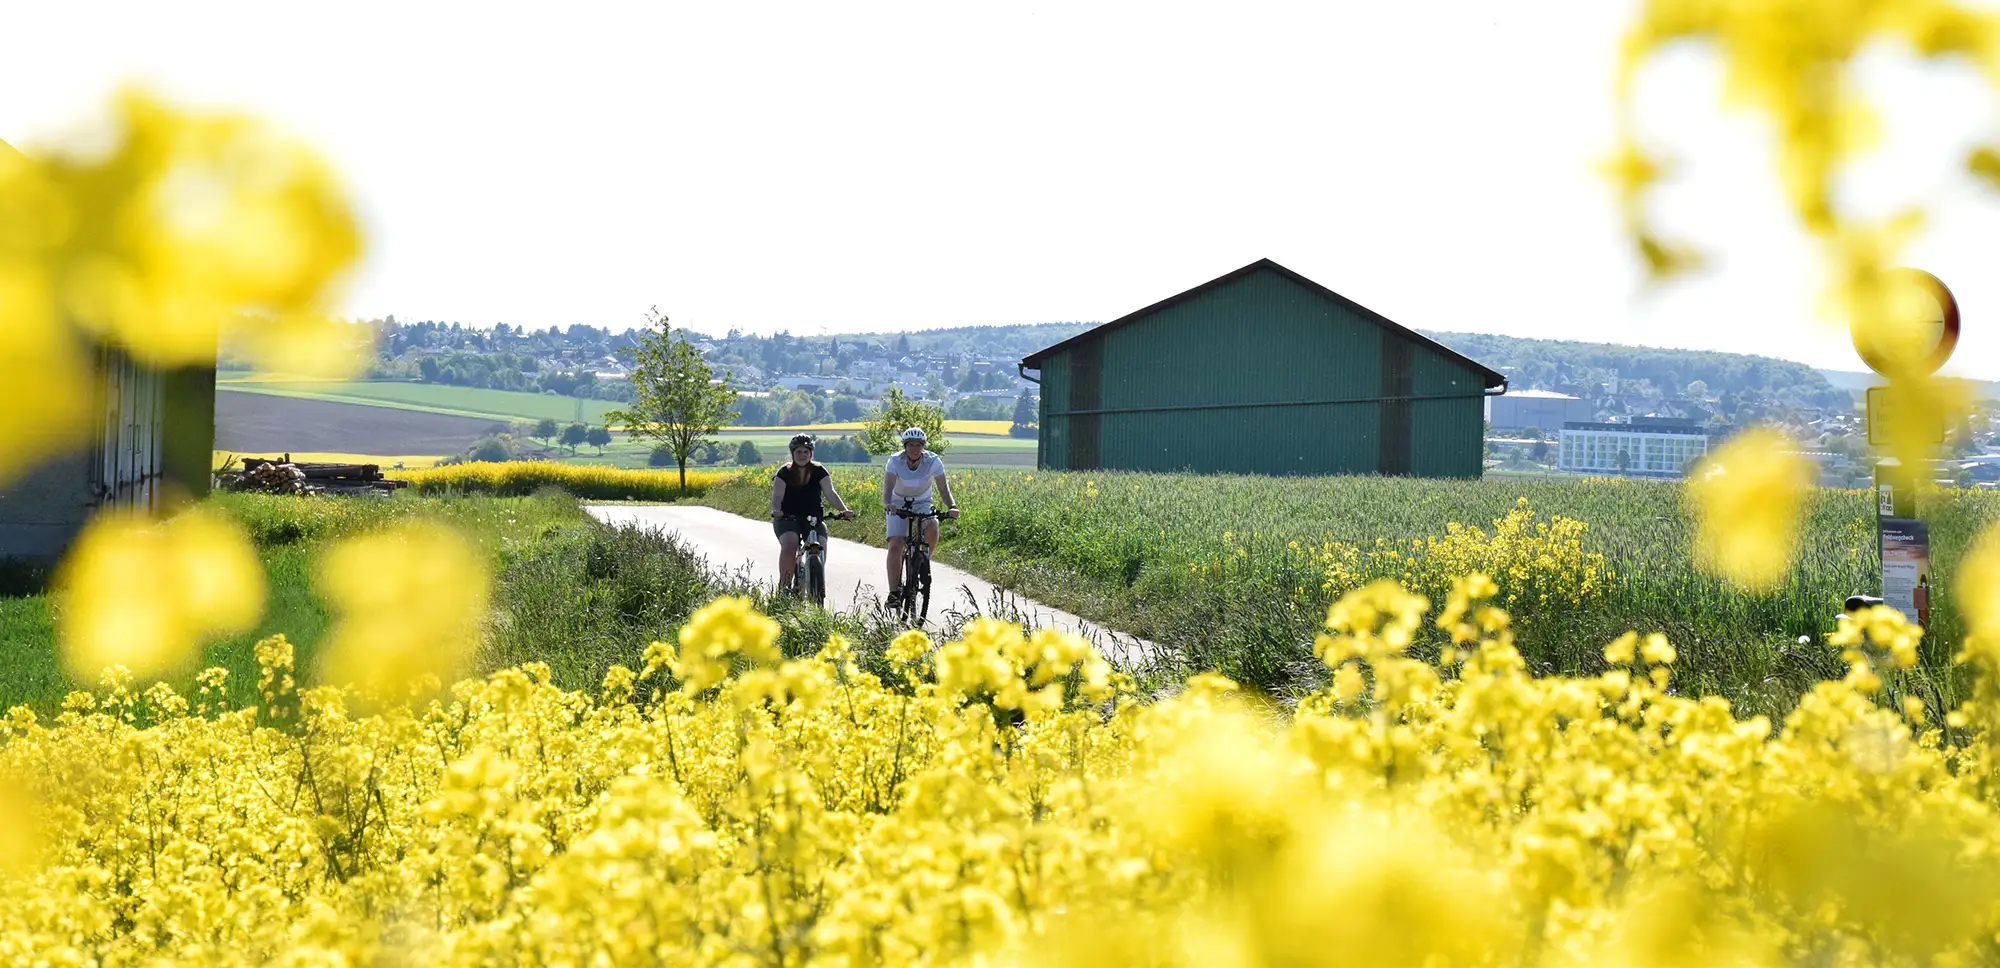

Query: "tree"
left=469, top=435, right=513, bottom=463
left=736, top=440, right=763, bottom=465
left=604, top=307, right=739, bottom=497
left=585, top=425, right=612, bottom=455
left=533, top=418, right=559, bottom=447
left=559, top=423, right=588, bottom=454
left=859, top=388, right=949, bottom=455
left=1012, top=391, right=1037, bottom=426
left=649, top=444, right=675, bottom=467
left=1521, top=426, right=1543, bottom=441
left=1615, top=449, right=1632, bottom=475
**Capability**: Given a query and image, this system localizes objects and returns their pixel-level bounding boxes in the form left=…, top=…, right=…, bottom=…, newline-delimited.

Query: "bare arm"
left=882, top=472, right=897, bottom=512
left=819, top=474, right=851, bottom=515
left=934, top=471, right=956, bottom=512
left=770, top=477, right=786, bottom=518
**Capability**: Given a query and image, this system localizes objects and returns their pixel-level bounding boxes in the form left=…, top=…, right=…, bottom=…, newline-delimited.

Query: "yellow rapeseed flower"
left=671, top=595, right=781, bottom=693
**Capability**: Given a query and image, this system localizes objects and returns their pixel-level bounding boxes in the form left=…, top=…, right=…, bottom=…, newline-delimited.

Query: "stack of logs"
left=219, top=456, right=410, bottom=496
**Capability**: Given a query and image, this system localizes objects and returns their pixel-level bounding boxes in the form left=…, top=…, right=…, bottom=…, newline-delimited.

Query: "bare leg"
left=778, top=532, right=800, bottom=590
left=886, top=536, right=906, bottom=594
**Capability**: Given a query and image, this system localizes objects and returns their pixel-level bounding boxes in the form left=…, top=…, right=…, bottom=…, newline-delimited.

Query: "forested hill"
left=1419, top=330, right=1853, bottom=411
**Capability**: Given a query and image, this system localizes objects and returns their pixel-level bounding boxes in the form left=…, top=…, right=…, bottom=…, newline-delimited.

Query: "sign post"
left=1857, top=268, right=1959, bottom=628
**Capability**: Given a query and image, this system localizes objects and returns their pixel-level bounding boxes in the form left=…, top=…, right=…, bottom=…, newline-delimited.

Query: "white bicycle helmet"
left=900, top=427, right=927, bottom=443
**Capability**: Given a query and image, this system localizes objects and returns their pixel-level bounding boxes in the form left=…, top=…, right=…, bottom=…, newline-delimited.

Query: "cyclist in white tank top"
left=882, top=427, right=958, bottom=607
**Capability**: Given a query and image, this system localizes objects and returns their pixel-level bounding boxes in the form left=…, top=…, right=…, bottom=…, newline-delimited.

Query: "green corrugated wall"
left=1037, top=265, right=1489, bottom=477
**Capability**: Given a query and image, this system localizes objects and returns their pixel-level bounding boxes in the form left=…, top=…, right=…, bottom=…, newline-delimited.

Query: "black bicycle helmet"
left=788, top=434, right=816, bottom=451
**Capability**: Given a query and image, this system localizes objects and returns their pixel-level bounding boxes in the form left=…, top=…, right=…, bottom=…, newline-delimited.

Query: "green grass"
left=697, top=468, right=2000, bottom=718
left=0, top=493, right=592, bottom=713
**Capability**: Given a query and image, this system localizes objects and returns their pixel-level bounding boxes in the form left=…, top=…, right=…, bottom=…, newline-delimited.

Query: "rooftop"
left=1562, top=421, right=1709, bottom=437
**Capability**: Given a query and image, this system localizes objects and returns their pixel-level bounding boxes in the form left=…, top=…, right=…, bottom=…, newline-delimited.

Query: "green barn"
left=1019, top=259, right=1507, bottom=477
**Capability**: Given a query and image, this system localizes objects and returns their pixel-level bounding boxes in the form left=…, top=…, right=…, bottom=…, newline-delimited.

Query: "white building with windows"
left=1559, top=420, right=1709, bottom=477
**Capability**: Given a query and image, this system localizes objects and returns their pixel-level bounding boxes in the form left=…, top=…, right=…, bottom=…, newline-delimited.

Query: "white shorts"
left=885, top=500, right=934, bottom=539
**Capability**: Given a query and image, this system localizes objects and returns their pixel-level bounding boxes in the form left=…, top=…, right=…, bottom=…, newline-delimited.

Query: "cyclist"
left=882, top=426, right=958, bottom=608
left=770, top=434, right=854, bottom=594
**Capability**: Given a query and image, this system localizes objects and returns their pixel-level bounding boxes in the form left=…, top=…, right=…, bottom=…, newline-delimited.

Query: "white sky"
left=6, top=1, right=2000, bottom=379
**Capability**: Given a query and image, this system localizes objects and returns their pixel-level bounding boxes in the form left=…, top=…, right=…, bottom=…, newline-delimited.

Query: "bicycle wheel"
left=911, top=548, right=932, bottom=625
left=806, top=553, right=825, bottom=607
left=901, top=550, right=922, bottom=624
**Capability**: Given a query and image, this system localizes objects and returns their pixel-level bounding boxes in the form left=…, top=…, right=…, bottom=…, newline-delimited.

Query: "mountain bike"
left=890, top=500, right=945, bottom=626
left=782, top=512, right=848, bottom=607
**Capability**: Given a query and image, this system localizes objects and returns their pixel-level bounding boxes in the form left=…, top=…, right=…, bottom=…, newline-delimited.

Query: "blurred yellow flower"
left=42, top=90, right=362, bottom=369
left=0, top=90, right=366, bottom=486
left=1959, top=524, right=2000, bottom=645
left=316, top=520, right=489, bottom=693
left=0, top=782, right=40, bottom=877
left=0, top=144, right=98, bottom=486
left=54, top=507, right=265, bottom=680
left=1686, top=427, right=1811, bottom=591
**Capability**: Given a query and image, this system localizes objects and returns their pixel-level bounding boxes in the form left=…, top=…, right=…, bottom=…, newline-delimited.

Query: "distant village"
left=327, top=317, right=1999, bottom=487
left=347, top=319, right=1046, bottom=426
left=1484, top=369, right=2000, bottom=490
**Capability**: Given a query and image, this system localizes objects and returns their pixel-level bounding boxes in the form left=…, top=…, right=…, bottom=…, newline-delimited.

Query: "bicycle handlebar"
left=774, top=511, right=854, bottom=524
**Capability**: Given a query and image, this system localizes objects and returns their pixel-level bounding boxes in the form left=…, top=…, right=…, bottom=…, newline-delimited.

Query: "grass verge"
left=1, top=488, right=1020, bottom=714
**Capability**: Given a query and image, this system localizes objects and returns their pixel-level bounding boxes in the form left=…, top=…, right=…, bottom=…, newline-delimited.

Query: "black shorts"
left=774, top=518, right=829, bottom=543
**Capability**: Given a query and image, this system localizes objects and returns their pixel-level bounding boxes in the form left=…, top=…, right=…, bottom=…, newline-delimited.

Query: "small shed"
left=1019, top=259, right=1506, bottom=477
left=0, top=347, right=215, bottom=568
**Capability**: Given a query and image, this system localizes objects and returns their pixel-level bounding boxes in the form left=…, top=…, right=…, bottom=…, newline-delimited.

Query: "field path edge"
left=584, top=504, right=1156, bottom=665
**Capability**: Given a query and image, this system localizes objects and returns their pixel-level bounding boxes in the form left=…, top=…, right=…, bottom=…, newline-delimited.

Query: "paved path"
left=584, top=505, right=1155, bottom=664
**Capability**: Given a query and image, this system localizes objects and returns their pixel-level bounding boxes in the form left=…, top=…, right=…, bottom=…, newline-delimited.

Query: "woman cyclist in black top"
left=770, top=434, right=855, bottom=593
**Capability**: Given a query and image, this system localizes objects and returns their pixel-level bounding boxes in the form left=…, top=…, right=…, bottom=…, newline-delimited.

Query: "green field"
left=216, top=375, right=1038, bottom=467
left=217, top=376, right=624, bottom=424
left=698, top=468, right=2000, bottom=717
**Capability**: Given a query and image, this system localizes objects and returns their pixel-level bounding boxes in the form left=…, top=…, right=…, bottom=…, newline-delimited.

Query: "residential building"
left=1558, top=420, right=1709, bottom=477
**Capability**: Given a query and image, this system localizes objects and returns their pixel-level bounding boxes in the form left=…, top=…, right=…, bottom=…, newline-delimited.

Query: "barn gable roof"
left=1019, top=258, right=1507, bottom=390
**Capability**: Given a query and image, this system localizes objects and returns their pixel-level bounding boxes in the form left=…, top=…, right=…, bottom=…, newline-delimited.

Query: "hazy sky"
left=7, top=1, right=1999, bottom=379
